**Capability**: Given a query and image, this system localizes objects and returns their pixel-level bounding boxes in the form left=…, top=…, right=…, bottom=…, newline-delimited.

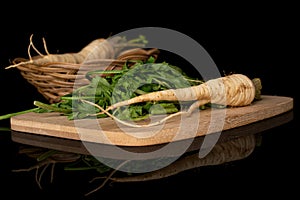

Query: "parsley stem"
left=0, top=108, right=40, bottom=120
left=34, top=101, right=71, bottom=114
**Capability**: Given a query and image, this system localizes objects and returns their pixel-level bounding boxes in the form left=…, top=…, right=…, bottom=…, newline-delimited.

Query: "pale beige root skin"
left=107, top=73, right=256, bottom=111
left=30, top=38, right=113, bottom=64
left=5, top=35, right=117, bottom=69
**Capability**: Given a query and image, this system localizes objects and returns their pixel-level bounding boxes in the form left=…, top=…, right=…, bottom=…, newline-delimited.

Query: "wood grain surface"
left=9, top=95, right=293, bottom=146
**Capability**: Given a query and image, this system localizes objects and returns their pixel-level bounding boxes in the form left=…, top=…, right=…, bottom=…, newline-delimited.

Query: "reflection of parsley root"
left=85, top=73, right=262, bottom=127
left=86, top=134, right=257, bottom=196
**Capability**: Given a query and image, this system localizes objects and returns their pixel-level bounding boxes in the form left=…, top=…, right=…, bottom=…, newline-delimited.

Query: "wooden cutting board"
left=10, top=95, right=293, bottom=146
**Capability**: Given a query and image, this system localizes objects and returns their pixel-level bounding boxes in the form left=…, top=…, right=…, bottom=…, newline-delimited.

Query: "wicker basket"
left=12, top=45, right=160, bottom=104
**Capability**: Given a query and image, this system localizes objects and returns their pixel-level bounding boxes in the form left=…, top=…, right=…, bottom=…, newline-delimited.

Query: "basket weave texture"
left=12, top=39, right=159, bottom=104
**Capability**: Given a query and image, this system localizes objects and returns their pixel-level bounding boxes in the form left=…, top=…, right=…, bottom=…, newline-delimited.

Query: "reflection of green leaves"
left=0, top=127, right=10, bottom=131
left=64, top=155, right=112, bottom=174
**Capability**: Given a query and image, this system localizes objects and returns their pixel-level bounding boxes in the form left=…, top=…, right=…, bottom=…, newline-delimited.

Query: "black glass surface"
left=0, top=25, right=297, bottom=199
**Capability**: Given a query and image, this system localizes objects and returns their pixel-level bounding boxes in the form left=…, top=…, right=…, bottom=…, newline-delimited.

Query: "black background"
left=0, top=4, right=298, bottom=199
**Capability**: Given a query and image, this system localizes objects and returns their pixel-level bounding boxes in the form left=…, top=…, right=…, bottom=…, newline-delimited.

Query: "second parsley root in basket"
left=6, top=34, right=148, bottom=69
left=4, top=34, right=151, bottom=104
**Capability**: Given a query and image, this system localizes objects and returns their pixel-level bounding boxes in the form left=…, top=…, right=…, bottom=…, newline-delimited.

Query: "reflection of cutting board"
left=10, top=95, right=293, bottom=146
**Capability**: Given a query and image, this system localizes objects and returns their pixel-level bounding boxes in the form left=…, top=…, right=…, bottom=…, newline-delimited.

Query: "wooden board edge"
left=10, top=95, right=294, bottom=146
